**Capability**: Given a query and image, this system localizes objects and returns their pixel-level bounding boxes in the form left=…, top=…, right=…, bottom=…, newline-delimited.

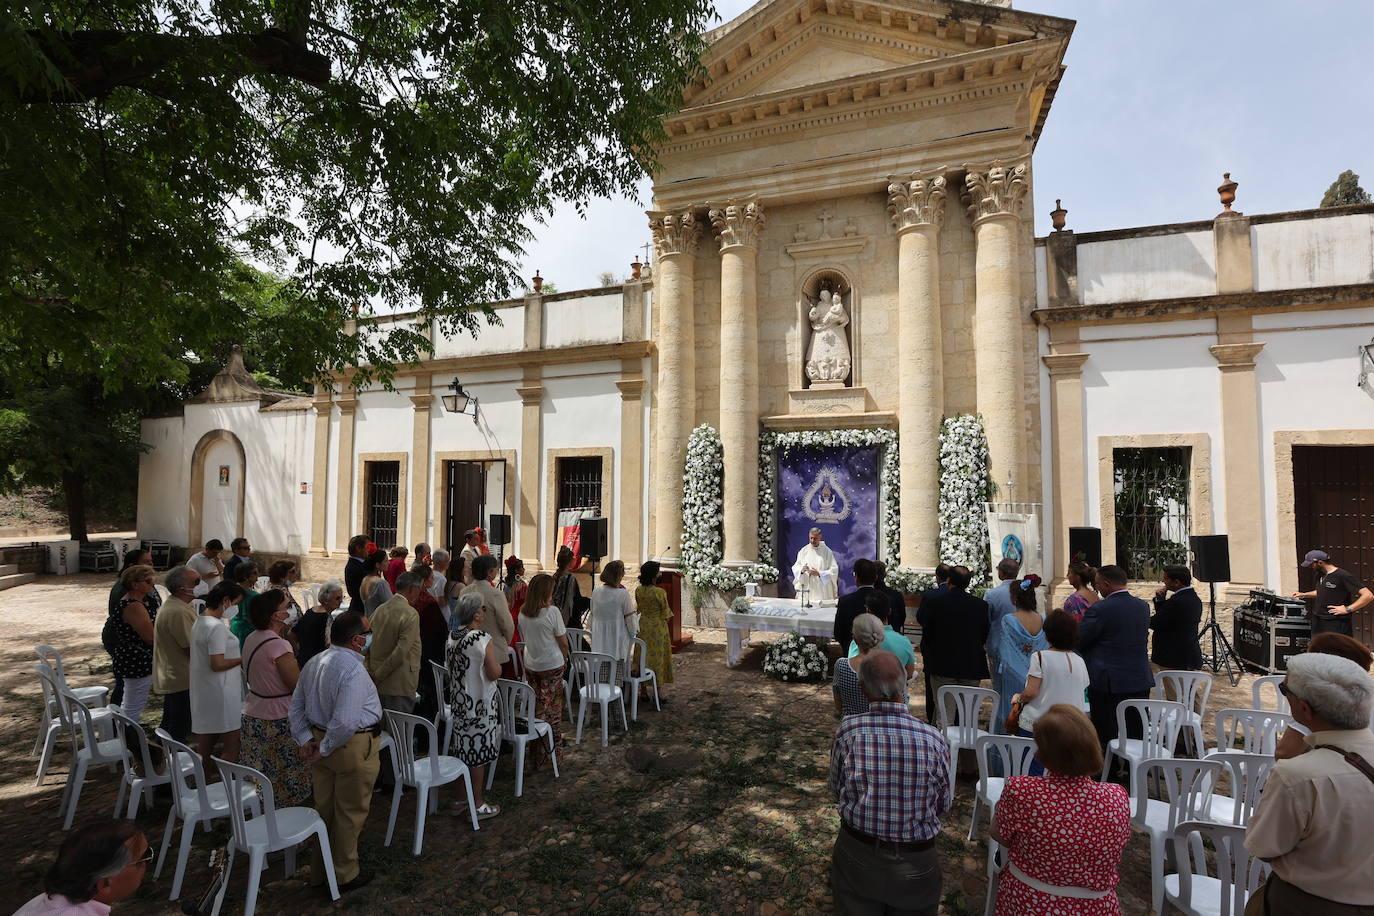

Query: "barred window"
left=557, top=457, right=603, bottom=512
left=365, top=461, right=401, bottom=548
left=1113, top=447, right=1190, bottom=580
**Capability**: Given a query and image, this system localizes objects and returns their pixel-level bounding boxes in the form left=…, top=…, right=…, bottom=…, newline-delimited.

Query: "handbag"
left=1004, top=651, right=1041, bottom=733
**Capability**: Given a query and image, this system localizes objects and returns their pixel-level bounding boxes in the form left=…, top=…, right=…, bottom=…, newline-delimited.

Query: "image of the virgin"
left=218, top=465, right=230, bottom=487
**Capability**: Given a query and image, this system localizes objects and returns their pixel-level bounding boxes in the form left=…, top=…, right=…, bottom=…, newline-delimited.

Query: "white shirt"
left=13, top=894, right=110, bottom=915
left=1019, top=649, right=1090, bottom=731
left=185, top=552, right=222, bottom=596
left=459, top=546, right=479, bottom=584
left=288, top=646, right=382, bottom=757
left=792, top=542, right=839, bottom=600
left=521, top=605, right=568, bottom=673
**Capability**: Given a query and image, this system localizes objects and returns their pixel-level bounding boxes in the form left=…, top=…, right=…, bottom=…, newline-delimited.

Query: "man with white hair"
left=792, top=528, right=839, bottom=601
left=1246, top=652, right=1374, bottom=913
left=428, top=549, right=450, bottom=613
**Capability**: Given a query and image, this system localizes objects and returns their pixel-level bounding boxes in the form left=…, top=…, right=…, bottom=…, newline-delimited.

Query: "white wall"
left=432, top=308, right=525, bottom=357
left=539, top=365, right=622, bottom=557
left=137, top=417, right=190, bottom=545
left=243, top=409, right=314, bottom=554
left=1077, top=231, right=1216, bottom=305
left=543, top=293, right=623, bottom=348
left=1253, top=214, right=1374, bottom=292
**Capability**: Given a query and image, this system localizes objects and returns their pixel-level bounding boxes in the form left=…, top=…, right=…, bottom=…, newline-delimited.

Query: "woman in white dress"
left=190, top=581, right=244, bottom=762
left=589, top=560, right=636, bottom=671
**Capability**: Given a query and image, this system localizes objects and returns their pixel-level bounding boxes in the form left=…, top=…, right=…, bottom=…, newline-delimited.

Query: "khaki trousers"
left=831, top=826, right=940, bottom=916
left=1245, top=874, right=1374, bottom=916
left=310, top=729, right=380, bottom=886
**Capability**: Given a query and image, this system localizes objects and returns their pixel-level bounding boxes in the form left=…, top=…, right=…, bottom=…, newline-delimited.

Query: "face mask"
left=359, top=634, right=372, bottom=651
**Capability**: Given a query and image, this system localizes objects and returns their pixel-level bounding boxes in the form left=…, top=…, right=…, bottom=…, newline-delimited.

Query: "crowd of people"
left=74, top=529, right=679, bottom=901
left=827, top=551, right=1374, bottom=916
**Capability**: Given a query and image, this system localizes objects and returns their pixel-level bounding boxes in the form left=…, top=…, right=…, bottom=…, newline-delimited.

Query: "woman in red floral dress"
left=992, top=704, right=1132, bottom=915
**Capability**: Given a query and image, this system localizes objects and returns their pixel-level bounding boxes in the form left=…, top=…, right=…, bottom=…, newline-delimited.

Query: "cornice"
left=1209, top=342, right=1265, bottom=371
left=784, top=233, right=870, bottom=261
left=1042, top=352, right=1090, bottom=377
left=1032, top=283, right=1374, bottom=326
left=324, top=341, right=655, bottom=386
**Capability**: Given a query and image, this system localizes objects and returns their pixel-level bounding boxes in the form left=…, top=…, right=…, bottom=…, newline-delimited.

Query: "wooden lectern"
left=657, top=568, right=693, bottom=652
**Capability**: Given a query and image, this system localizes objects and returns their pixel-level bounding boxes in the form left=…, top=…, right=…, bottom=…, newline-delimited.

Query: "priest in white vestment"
left=792, top=528, right=839, bottom=600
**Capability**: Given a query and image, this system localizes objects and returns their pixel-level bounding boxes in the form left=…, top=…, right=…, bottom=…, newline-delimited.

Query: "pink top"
left=242, top=630, right=293, bottom=720
left=13, top=893, right=110, bottom=915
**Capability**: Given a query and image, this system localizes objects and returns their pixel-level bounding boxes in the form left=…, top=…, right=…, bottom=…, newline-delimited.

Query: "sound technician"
left=1292, top=550, right=1373, bottom=639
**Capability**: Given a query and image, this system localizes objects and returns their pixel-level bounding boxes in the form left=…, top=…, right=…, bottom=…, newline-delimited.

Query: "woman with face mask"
left=240, top=589, right=309, bottom=806
left=190, top=581, right=245, bottom=762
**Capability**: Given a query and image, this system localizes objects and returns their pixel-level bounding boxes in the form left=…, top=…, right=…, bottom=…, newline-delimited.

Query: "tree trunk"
left=62, top=470, right=89, bottom=543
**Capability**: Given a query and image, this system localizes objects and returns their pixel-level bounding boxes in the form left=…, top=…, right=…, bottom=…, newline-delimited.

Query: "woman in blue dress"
left=995, top=574, right=1048, bottom=732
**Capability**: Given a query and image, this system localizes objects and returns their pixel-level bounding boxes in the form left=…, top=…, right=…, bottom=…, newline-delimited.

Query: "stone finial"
left=532, top=271, right=543, bottom=293
left=630, top=258, right=642, bottom=281
left=1051, top=199, right=1068, bottom=232
left=1217, top=172, right=1239, bottom=214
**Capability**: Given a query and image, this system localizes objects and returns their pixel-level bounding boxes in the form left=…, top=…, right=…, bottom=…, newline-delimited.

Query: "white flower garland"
left=681, top=424, right=780, bottom=592
left=938, top=414, right=992, bottom=586
left=762, top=632, right=828, bottom=682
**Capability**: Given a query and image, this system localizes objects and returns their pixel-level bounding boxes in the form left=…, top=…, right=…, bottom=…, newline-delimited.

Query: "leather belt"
left=842, top=821, right=935, bottom=853
left=311, top=722, right=381, bottom=737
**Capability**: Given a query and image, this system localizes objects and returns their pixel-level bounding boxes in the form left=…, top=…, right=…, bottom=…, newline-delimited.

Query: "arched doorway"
left=189, top=429, right=246, bottom=548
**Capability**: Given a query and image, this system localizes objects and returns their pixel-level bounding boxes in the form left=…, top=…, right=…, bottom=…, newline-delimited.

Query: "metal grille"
left=366, top=461, right=400, bottom=548
left=1113, top=447, right=1191, bottom=580
left=557, top=457, right=603, bottom=512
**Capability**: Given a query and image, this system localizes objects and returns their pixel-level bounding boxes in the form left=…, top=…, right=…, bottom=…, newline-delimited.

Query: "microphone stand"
left=1198, top=581, right=1242, bottom=687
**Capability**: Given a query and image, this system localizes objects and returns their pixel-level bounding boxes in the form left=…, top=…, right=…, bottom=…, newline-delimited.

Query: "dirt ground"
left=1, top=574, right=1265, bottom=915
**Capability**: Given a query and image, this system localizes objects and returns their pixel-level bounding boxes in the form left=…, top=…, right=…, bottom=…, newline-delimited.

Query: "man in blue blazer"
left=1078, top=564, right=1155, bottom=749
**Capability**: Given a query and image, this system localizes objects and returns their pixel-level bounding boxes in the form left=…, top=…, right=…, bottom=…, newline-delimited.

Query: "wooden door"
left=1293, top=445, right=1374, bottom=645
left=444, top=461, right=486, bottom=552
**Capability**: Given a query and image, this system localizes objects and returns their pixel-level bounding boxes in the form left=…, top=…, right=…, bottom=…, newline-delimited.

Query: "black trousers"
left=1310, top=615, right=1354, bottom=638
left=1088, top=687, right=1151, bottom=749
left=158, top=690, right=192, bottom=743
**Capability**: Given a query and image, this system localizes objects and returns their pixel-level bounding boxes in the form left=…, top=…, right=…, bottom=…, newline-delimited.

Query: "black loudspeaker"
left=1068, top=527, right=1102, bottom=568
left=486, top=514, right=511, bottom=545
left=1190, top=534, right=1231, bottom=583
left=579, top=517, right=609, bottom=559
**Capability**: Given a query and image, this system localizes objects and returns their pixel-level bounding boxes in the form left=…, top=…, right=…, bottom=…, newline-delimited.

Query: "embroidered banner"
left=777, top=444, right=880, bottom=597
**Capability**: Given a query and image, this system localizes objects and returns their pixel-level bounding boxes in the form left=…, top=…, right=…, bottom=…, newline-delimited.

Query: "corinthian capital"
left=647, top=209, right=703, bottom=258
left=887, top=173, right=948, bottom=232
left=964, top=160, right=1030, bottom=222
left=708, top=197, right=765, bottom=250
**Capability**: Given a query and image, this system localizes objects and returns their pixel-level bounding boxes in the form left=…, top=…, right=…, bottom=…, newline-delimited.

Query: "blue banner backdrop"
left=776, top=444, right=881, bottom=597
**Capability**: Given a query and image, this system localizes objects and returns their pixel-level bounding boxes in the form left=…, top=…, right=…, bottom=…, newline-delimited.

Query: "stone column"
left=409, top=376, right=433, bottom=548
left=309, top=389, right=332, bottom=556
left=888, top=173, right=947, bottom=569
left=1043, top=351, right=1091, bottom=594
left=616, top=372, right=646, bottom=567
left=966, top=161, right=1031, bottom=500
left=646, top=209, right=701, bottom=564
left=333, top=393, right=358, bottom=551
left=710, top=197, right=766, bottom=566
left=517, top=380, right=543, bottom=564
left=1210, top=342, right=1266, bottom=589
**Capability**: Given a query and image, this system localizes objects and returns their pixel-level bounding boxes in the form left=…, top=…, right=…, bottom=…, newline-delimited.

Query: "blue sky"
left=517, top=0, right=1374, bottom=292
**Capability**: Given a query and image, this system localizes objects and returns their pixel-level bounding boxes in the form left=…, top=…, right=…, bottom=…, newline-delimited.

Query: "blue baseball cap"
left=1300, top=549, right=1330, bottom=568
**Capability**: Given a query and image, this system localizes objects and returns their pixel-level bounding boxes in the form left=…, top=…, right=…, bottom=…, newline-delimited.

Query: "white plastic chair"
left=1102, top=699, right=1185, bottom=793
left=564, top=627, right=592, bottom=653
left=935, top=685, right=998, bottom=772
left=1205, top=752, right=1275, bottom=827
left=982, top=840, right=1008, bottom=916
left=32, top=646, right=108, bottom=759
left=1207, top=708, right=1290, bottom=756
left=968, top=734, right=1037, bottom=841
left=1133, top=757, right=1225, bottom=916
left=42, top=676, right=129, bottom=831
left=486, top=678, right=560, bottom=797
left=508, top=642, right=525, bottom=680
left=108, top=707, right=191, bottom=819
left=214, top=758, right=340, bottom=916
left=153, top=730, right=261, bottom=901
left=1164, top=820, right=1270, bottom=916
left=562, top=629, right=592, bottom=708
left=33, top=663, right=113, bottom=787
left=383, top=710, right=479, bottom=852
left=1154, top=670, right=1213, bottom=756
left=571, top=651, right=628, bottom=747
left=430, top=660, right=455, bottom=753
left=622, top=638, right=660, bottom=721
left=1251, top=674, right=1290, bottom=714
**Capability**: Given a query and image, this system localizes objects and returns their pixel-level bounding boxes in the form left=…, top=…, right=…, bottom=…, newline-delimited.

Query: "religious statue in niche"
left=805, top=285, right=851, bottom=388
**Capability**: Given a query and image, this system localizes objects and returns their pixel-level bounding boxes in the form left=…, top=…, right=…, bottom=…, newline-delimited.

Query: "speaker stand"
left=1199, top=582, right=1242, bottom=687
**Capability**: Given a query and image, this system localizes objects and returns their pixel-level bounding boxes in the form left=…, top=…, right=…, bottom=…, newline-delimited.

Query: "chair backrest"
left=627, top=637, right=650, bottom=675
left=213, top=758, right=286, bottom=850
left=384, top=710, right=443, bottom=784
left=109, top=707, right=159, bottom=777
left=429, top=661, right=450, bottom=714
left=1210, top=752, right=1275, bottom=826
left=1214, top=708, right=1290, bottom=755
left=35, top=665, right=77, bottom=752
left=61, top=687, right=119, bottom=762
left=974, top=734, right=1037, bottom=797
left=157, top=729, right=214, bottom=820
left=1251, top=675, right=1290, bottom=714
left=495, top=678, right=537, bottom=739
left=1171, top=820, right=1270, bottom=916
left=34, top=646, right=68, bottom=686
left=570, top=651, right=618, bottom=689
left=935, top=685, right=998, bottom=743
left=1117, top=699, right=1186, bottom=759
left=565, top=628, right=592, bottom=653
left=1132, top=757, right=1224, bottom=832
left=1155, top=670, right=1213, bottom=718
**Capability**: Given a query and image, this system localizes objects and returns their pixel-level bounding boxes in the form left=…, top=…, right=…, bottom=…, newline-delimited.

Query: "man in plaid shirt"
left=830, top=650, right=951, bottom=914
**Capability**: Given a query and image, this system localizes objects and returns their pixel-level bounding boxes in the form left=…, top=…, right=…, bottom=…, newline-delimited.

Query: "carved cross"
left=817, top=207, right=835, bottom=238
left=639, top=242, right=651, bottom=265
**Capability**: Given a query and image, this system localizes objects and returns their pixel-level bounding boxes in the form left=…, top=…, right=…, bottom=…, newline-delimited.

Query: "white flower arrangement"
left=762, top=632, right=828, bottom=682
left=681, top=424, right=780, bottom=594
left=938, top=414, right=992, bottom=586
left=729, top=596, right=753, bottom=614
left=885, top=567, right=935, bottom=595
left=758, top=428, right=900, bottom=567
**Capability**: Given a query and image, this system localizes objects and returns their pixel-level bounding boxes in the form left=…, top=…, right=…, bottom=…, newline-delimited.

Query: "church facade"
left=137, top=0, right=1374, bottom=632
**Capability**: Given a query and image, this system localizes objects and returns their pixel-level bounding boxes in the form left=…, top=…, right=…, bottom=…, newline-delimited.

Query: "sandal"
left=474, top=802, right=501, bottom=820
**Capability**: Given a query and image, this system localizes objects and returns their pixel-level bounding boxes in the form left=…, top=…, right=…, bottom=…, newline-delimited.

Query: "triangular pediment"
left=685, top=0, right=1072, bottom=108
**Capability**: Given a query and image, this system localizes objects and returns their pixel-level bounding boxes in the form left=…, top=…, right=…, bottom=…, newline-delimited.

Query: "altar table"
left=725, top=596, right=837, bottom=667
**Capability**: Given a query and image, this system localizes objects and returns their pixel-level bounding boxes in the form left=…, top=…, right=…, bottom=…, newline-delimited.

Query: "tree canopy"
left=1319, top=169, right=1372, bottom=208
left=1, top=0, right=711, bottom=394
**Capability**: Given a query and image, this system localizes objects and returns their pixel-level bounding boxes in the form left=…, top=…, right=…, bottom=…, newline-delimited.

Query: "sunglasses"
left=132, top=847, right=154, bottom=868
left=1277, top=681, right=1302, bottom=704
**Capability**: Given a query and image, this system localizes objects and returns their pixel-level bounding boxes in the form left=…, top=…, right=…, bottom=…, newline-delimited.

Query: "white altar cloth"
left=725, top=596, right=836, bottom=667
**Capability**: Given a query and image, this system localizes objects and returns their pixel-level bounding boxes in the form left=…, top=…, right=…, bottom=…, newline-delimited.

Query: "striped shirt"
left=830, top=701, right=951, bottom=842
left=288, top=646, right=382, bottom=757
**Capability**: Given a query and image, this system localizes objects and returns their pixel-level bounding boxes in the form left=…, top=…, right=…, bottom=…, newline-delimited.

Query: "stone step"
left=0, top=572, right=35, bottom=591
left=0, top=563, right=16, bottom=576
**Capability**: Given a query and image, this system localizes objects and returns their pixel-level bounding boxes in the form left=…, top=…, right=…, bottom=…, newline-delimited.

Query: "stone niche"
left=801, top=268, right=854, bottom=390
